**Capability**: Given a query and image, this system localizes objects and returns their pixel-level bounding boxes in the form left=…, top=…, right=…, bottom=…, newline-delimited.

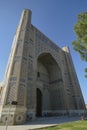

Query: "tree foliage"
left=72, top=12, right=87, bottom=77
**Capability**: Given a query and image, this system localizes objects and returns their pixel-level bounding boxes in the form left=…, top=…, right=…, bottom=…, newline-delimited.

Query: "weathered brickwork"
left=0, top=9, right=86, bottom=125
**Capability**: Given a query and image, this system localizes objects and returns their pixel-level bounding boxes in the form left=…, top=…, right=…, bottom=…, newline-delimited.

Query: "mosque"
left=0, top=9, right=86, bottom=124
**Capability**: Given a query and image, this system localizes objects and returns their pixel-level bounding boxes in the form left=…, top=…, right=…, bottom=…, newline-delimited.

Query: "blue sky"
left=0, top=0, right=87, bottom=104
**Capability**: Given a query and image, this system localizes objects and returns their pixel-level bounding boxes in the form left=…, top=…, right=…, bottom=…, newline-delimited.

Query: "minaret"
left=0, top=9, right=32, bottom=125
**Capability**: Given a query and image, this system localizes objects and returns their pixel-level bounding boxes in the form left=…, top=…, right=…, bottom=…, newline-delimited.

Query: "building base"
left=0, top=105, right=27, bottom=125
left=0, top=108, right=86, bottom=125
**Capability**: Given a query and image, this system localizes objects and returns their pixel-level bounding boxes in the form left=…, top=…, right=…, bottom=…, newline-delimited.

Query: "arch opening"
left=36, top=88, right=42, bottom=117
left=36, top=53, right=64, bottom=114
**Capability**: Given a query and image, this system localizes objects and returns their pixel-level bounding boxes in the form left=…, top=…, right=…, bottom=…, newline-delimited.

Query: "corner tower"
left=0, top=9, right=32, bottom=124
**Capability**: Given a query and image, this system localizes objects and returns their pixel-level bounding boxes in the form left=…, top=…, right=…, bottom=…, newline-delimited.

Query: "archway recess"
left=36, top=53, right=64, bottom=116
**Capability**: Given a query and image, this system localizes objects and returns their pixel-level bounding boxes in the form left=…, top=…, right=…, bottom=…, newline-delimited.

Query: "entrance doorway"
left=36, top=88, right=42, bottom=117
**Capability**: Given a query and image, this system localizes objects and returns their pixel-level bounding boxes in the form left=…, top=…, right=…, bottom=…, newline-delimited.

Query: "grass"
left=36, top=120, right=87, bottom=130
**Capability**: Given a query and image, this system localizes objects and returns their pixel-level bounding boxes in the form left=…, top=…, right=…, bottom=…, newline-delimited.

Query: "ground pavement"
left=0, top=116, right=80, bottom=130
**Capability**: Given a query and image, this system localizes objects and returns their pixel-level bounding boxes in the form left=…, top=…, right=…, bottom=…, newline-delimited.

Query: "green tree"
left=72, top=12, right=87, bottom=78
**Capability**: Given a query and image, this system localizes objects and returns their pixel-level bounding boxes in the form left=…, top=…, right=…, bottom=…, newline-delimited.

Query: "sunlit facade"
left=0, top=9, right=86, bottom=125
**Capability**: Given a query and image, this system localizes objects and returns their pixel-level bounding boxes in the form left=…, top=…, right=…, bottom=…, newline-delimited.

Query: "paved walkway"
left=0, top=116, right=80, bottom=130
